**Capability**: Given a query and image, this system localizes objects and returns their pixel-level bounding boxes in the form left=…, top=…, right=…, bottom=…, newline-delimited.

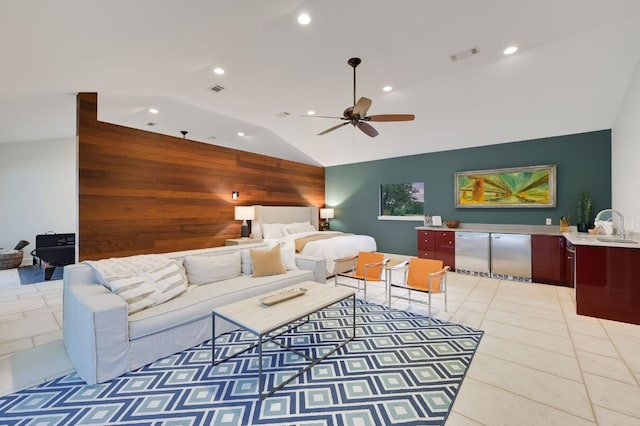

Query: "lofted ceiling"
left=1, top=0, right=640, bottom=167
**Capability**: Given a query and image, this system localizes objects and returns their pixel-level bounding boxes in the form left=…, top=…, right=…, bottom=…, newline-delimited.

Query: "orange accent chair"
left=334, top=251, right=389, bottom=301
left=387, top=257, right=450, bottom=324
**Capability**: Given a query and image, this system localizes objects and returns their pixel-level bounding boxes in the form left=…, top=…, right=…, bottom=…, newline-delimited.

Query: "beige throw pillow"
left=250, top=244, right=286, bottom=277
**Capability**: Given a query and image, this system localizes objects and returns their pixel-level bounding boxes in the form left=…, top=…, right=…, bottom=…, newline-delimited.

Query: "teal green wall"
left=325, top=130, right=612, bottom=255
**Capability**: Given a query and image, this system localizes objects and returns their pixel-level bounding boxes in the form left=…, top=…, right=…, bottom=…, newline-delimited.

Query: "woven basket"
left=0, top=250, right=23, bottom=270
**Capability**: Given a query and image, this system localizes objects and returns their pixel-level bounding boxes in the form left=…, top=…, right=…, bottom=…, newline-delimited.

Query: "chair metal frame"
left=387, top=258, right=450, bottom=324
left=334, top=252, right=389, bottom=301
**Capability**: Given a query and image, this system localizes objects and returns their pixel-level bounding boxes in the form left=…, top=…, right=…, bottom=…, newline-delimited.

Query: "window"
left=379, top=182, right=424, bottom=221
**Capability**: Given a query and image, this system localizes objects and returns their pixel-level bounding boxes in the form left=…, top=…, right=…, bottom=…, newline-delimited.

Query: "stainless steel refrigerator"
left=490, top=233, right=532, bottom=278
left=455, top=232, right=490, bottom=274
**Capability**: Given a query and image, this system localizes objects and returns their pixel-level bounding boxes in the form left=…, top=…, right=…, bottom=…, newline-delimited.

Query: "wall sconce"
left=232, top=191, right=239, bottom=200
left=234, top=206, right=255, bottom=238
left=320, top=208, right=335, bottom=231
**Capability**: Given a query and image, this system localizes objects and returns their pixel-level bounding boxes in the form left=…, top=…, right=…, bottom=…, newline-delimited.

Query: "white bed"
left=251, top=205, right=377, bottom=276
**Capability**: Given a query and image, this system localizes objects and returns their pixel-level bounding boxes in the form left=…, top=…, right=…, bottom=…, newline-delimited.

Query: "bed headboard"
left=252, top=205, right=319, bottom=239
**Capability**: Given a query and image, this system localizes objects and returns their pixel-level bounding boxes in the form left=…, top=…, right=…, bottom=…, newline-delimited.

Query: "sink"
left=574, top=234, right=598, bottom=239
left=596, top=237, right=639, bottom=244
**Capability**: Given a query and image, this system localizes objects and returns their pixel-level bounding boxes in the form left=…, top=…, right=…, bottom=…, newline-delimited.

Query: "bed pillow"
left=250, top=244, right=286, bottom=277
left=183, top=252, right=241, bottom=285
left=283, top=222, right=315, bottom=235
left=261, top=223, right=285, bottom=239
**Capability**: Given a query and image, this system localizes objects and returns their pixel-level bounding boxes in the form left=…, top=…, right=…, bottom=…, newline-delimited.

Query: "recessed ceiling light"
left=237, top=132, right=245, bottom=137
left=213, top=67, right=225, bottom=75
left=503, top=46, right=518, bottom=55
left=148, top=108, right=159, bottom=114
left=382, top=86, right=393, bottom=92
left=307, top=110, right=316, bottom=115
left=297, top=13, right=311, bottom=25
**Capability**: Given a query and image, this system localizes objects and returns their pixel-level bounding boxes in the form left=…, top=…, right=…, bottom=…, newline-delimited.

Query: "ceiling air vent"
left=209, top=85, right=225, bottom=93
left=450, top=46, right=479, bottom=62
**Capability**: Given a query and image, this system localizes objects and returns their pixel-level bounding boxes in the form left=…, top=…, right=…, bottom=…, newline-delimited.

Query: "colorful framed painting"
left=455, top=164, right=556, bottom=208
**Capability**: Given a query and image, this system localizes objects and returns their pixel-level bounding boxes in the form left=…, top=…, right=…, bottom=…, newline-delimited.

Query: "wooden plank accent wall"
left=77, top=93, right=325, bottom=260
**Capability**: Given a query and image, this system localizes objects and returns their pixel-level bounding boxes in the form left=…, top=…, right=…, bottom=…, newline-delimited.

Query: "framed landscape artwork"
left=455, top=164, right=556, bottom=208
left=380, top=182, right=424, bottom=217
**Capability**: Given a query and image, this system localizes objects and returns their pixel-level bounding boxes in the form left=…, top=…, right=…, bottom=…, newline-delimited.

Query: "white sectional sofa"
left=63, top=242, right=325, bottom=385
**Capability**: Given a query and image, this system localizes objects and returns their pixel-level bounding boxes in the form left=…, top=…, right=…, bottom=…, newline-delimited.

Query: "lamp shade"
left=320, top=208, right=335, bottom=219
left=234, top=206, right=255, bottom=221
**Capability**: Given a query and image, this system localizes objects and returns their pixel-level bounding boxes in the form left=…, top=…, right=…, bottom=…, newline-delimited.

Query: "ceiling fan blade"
left=357, top=121, right=379, bottom=137
left=318, top=122, right=349, bottom=136
left=367, top=114, right=415, bottom=122
left=352, top=97, right=372, bottom=117
left=301, top=115, right=345, bottom=119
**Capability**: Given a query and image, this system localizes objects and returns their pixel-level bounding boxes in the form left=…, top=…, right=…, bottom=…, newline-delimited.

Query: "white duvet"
left=267, top=231, right=377, bottom=275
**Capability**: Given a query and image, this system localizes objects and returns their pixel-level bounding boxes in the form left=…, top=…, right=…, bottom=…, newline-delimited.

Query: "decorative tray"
left=260, top=287, right=308, bottom=306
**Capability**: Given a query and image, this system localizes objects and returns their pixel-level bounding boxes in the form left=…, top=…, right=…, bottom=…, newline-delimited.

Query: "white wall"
left=0, top=138, right=76, bottom=264
left=612, top=59, right=640, bottom=235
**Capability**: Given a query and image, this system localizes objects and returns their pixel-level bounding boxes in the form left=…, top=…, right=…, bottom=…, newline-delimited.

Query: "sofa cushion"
left=183, top=251, right=241, bottom=285
left=251, top=244, right=286, bottom=277
left=128, top=269, right=315, bottom=340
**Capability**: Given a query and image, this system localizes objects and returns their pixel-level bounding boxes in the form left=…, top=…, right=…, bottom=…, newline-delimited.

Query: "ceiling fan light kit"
left=306, top=57, right=415, bottom=137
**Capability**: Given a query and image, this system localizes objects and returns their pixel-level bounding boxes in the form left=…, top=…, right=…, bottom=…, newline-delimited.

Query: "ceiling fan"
left=305, top=57, right=415, bottom=137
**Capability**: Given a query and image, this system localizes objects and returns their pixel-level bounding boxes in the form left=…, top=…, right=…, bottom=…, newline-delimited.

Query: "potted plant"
left=576, top=191, right=592, bottom=232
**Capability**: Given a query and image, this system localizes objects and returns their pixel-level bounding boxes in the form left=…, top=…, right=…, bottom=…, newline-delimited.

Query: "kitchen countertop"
left=563, top=231, right=640, bottom=248
left=415, top=223, right=565, bottom=236
left=415, top=223, right=640, bottom=247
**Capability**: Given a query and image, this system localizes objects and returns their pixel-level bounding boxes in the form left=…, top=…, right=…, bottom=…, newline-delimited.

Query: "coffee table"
left=211, top=281, right=356, bottom=400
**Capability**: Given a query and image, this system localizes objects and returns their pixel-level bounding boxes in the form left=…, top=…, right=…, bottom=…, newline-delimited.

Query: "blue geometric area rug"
left=0, top=300, right=483, bottom=426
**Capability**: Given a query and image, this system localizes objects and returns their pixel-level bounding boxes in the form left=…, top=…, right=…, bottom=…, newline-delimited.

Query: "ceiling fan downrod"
left=348, top=57, right=361, bottom=108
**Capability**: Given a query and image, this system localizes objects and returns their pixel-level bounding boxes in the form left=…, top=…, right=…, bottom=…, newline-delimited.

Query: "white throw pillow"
left=241, top=249, right=253, bottom=275
left=85, top=254, right=171, bottom=287
left=261, top=223, right=285, bottom=239
left=99, top=259, right=188, bottom=315
left=183, top=252, right=241, bottom=285
left=143, top=261, right=189, bottom=304
left=280, top=240, right=298, bottom=270
left=106, top=275, right=157, bottom=314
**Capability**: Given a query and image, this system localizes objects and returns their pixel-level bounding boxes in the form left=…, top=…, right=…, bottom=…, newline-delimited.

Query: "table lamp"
left=320, top=208, right=334, bottom=231
left=234, top=206, right=255, bottom=238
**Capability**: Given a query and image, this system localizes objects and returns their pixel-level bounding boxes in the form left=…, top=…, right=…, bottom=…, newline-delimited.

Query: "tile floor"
left=2, top=266, right=640, bottom=425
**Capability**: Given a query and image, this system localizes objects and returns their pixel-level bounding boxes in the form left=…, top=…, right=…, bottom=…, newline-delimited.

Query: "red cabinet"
left=531, top=235, right=572, bottom=286
left=575, top=245, right=640, bottom=325
left=417, top=230, right=455, bottom=270
left=417, top=230, right=435, bottom=260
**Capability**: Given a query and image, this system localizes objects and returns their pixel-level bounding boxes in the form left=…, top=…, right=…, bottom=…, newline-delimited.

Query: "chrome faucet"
left=594, top=209, right=625, bottom=238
